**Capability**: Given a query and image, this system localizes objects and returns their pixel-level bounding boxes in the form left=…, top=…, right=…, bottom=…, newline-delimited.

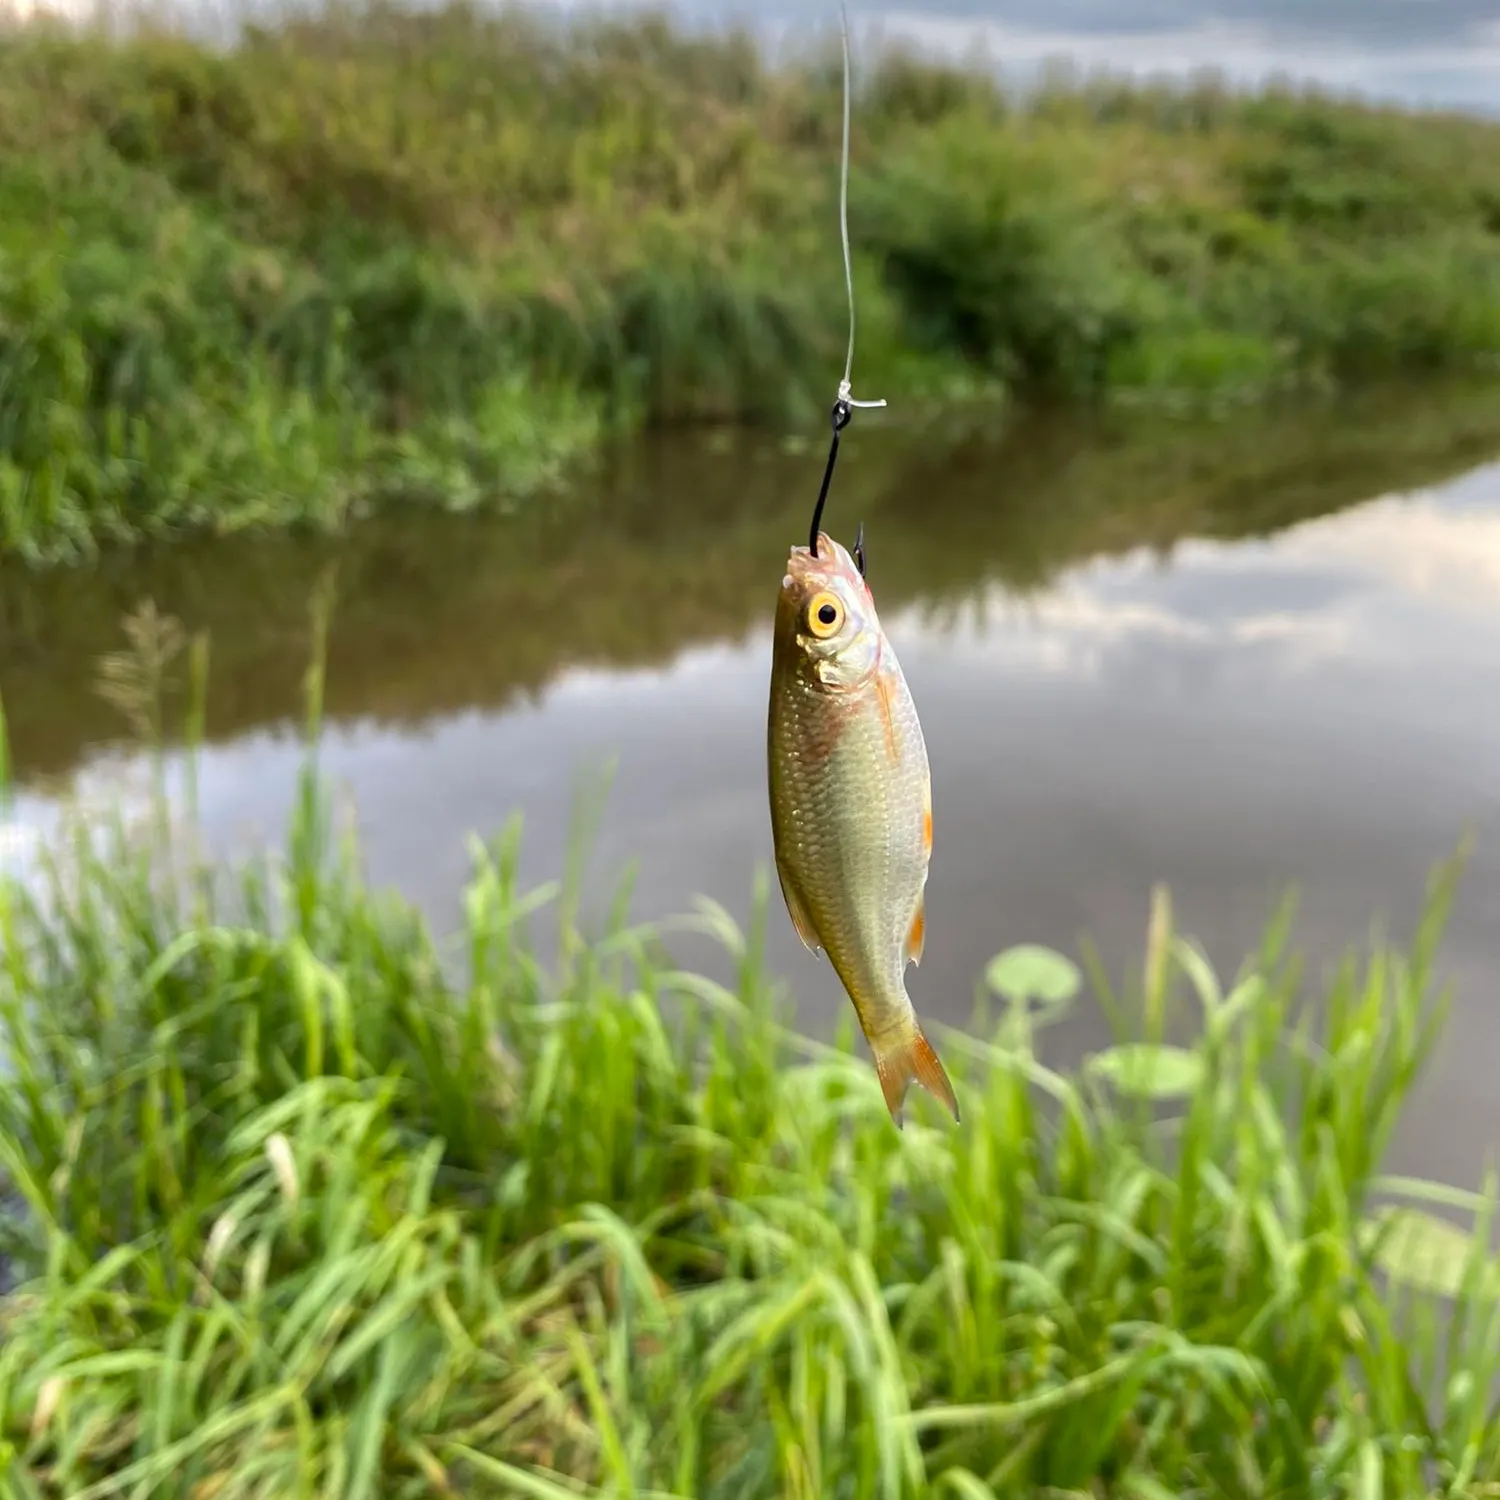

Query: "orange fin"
left=775, top=859, right=822, bottom=957
left=905, top=897, right=926, bottom=967
left=874, top=1023, right=959, bottom=1128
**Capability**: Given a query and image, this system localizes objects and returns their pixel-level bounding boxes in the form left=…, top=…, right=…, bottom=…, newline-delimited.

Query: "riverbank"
left=2, top=659, right=1499, bottom=1496
left=4, top=4, right=1500, bottom=564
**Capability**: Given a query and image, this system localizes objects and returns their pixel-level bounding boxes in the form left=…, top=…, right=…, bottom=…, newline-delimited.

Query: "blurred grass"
left=3, top=3, right=1500, bottom=563
left=3, top=599, right=1500, bottom=1497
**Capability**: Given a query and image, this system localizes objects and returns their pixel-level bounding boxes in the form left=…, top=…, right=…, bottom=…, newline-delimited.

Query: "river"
left=2, top=381, right=1498, bottom=1188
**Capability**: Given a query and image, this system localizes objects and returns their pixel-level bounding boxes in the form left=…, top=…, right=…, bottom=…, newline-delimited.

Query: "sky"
left=6, top=0, right=1496, bottom=111
left=550, top=0, right=1500, bottom=114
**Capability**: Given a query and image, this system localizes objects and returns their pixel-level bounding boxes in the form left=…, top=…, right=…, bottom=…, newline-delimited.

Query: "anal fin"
left=905, top=896, right=926, bottom=967
left=775, top=859, right=822, bottom=957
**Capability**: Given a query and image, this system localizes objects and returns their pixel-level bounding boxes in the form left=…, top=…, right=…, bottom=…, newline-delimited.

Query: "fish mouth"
left=787, top=532, right=860, bottom=584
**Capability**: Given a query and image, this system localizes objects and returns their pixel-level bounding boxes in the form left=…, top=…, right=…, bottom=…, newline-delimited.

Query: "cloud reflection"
left=883, top=477, right=1500, bottom=733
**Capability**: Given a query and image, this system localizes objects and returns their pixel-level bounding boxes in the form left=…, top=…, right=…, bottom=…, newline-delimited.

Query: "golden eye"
left=805, top=591, right=844, bottom=639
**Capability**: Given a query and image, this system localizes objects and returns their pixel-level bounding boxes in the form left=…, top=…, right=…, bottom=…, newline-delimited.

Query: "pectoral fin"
left=775, top=859, right=822, bottom=957
left=874, top=671, right=901, bottom=766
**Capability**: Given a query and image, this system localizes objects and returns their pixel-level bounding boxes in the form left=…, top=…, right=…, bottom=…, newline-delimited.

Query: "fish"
left=766, top=528, right=959, bottom=1128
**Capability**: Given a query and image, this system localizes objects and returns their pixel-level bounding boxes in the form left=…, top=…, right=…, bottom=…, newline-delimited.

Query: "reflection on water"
left=2, top=382, right=1499, bottom=1186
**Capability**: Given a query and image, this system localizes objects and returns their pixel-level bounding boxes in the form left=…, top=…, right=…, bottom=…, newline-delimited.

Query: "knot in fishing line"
left=836, top=378, right=887, bottom=420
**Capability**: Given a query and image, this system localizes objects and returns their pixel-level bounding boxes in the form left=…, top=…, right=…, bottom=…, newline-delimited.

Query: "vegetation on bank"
left=3, top=633, right=1500, bottom=1497
left=3, top=4, right=1500, bottom=561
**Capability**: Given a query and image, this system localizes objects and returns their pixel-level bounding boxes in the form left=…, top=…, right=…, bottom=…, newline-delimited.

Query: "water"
left=3, top=382, right=1499, bottom=1187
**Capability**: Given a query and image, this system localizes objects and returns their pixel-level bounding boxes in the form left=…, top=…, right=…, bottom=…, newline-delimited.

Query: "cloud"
left=670, top=0, right=1495, bottom=50
left=18, top=0, right=1493, bottom=106
left=630, top=0, right=1500, bottom=109
left=881, top=0, right=1494, bottom=50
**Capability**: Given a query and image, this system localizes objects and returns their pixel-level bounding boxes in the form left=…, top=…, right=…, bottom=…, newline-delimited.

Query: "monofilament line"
left=807, top=0, right=885, bottom=558
left=836, top=0, right=884, bottom=414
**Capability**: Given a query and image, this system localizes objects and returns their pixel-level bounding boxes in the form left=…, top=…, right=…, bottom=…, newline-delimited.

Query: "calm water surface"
left=3, top=385, right=1498, bottom=1185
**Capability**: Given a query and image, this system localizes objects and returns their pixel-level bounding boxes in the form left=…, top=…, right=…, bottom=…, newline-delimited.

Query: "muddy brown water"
left=3, top=383, right=1498, bottom=1189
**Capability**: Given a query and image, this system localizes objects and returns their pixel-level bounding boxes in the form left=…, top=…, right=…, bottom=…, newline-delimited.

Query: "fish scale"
left=767, top=531, right=959, bottom=1127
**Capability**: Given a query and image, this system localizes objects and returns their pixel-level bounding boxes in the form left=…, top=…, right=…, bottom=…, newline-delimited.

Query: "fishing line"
left=807, top=0, right=885, bottom=560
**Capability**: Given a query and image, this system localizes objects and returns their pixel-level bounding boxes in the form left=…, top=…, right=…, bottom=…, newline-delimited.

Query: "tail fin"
left=873, top=1022, right=959, bottom=1128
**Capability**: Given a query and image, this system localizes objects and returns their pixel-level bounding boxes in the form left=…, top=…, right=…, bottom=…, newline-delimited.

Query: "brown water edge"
left=5, top=376, right=1500, bottom=787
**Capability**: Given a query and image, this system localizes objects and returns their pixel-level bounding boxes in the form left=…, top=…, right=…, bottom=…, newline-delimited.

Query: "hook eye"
left=853, top=521, right=867, bottom=579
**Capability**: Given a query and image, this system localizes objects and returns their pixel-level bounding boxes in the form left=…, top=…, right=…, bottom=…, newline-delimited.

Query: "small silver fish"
left=767, top=530, right=958, bottom=1126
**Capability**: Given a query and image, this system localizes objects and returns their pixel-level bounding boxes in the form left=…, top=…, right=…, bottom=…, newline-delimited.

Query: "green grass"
left=3, top=612, right=1500, bottom=1497
left=4, top=3, right=1500, bottom=563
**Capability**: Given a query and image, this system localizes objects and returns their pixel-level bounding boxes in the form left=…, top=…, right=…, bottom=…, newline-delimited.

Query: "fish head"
left=775, top=531, right=882, bottom=690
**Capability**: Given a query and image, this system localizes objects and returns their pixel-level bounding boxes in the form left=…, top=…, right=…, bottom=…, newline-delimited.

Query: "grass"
left=3, top=607, right=1500, bottom=1497
left=4, top=3, right=1500, bottom=562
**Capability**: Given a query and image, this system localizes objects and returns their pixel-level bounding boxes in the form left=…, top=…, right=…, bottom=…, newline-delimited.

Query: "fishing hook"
left=807, top=395, right=851, bottom=555
left=807, top=389, right=884, bottom=560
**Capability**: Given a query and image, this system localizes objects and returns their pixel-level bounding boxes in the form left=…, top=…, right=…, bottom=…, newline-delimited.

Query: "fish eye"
left=805, top=591, right=845, bottom=639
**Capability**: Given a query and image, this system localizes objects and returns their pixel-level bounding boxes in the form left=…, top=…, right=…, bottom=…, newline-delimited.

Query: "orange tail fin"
left=873, top=1023, right=960, bottom=1128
